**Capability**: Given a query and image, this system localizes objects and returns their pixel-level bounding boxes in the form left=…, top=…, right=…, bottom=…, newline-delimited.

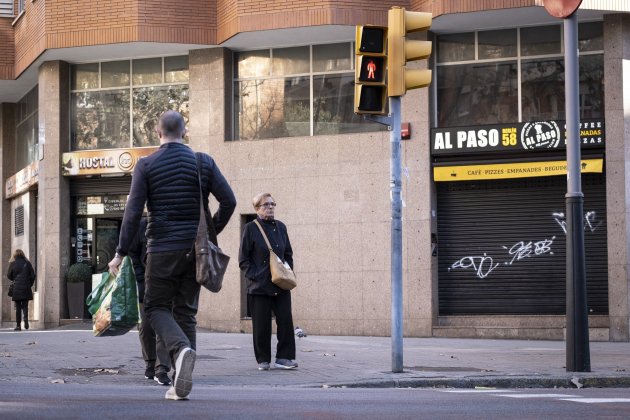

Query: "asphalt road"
left=1, top=384, right=629, bottom=419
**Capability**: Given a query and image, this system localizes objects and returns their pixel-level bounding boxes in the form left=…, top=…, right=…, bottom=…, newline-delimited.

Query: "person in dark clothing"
left=7, top=249, right=36, bottom=331
left=108, top=110, right=236, bottom=400
left=239, top=192, right=297, bottom=371
left=129, top=217, right=171, bottom=385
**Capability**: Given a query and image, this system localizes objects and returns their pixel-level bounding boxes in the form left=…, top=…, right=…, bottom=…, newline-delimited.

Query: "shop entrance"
left=74, top=216, right=122, bottom=272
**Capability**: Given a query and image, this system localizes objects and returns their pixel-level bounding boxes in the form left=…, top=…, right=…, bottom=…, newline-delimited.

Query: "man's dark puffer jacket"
left=117, top=142, right=236, bottom=255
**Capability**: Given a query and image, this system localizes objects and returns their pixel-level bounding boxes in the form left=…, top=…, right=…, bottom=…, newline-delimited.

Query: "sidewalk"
left=1, top=322, right=629, bottom=389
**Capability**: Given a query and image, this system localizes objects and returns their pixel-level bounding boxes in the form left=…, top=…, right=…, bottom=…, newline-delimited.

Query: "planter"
left=67, top=282, right=85, bottom=319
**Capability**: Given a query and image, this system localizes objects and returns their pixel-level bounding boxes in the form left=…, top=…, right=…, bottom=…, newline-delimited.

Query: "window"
left=233, top=43, right=384, bottom=140
left=0, top=0, right=13, bottom=16
left=15, top=86, right=39, bottom=169
left=15, top=206, right=24, bottom=237
left=436, top=22, right=604, bottom=126
left=17, top=0, right=25, bottom=14
left=70, top=56, right=189, bottom=150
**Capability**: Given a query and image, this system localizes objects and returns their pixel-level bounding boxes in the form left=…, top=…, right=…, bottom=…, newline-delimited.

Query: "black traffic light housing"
left=354, top=25, right=388, bottom=115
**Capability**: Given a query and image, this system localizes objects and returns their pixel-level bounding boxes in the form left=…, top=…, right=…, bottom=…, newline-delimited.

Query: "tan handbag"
left=254, top=220, right=296, bottom=291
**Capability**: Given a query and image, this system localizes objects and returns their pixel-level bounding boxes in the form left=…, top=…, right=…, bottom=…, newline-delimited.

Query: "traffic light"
left=354, top=25, right=388, bottom=115
left=387, top=7, right=432, bottom=97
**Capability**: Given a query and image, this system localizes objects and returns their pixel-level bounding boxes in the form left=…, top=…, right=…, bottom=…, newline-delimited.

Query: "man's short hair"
left=158, top=110, right=186, bottom=139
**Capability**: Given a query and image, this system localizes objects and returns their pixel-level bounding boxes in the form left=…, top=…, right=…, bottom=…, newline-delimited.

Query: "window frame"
left=232, top=42, right=384, bottom=141
left=69, top=56, right=189, bottom=151
left=434, top=22, right=604, bottom=127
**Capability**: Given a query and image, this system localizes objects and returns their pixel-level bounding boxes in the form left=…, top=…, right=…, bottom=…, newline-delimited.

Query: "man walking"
left=129, top=217, right=171, bottom=386
left=108, top=110, right=236, bottom=400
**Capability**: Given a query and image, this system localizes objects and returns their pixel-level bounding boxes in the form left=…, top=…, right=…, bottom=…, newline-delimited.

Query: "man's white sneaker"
left=274, top=359, right=298, bottom=369
left=173, top=347, right=196, bottom=399
left=165, top=386, right=187, bottom=400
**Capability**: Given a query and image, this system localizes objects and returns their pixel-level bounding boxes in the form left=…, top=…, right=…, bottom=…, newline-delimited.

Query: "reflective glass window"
left=478, top=29, right=517, bottom=59
left=235, top=50, right=270, bottom=78
left=437, top=33, right=475, bottom=63
left=520, top=25, right=561, bottom=56
left=71, top=90, right=131, bottom=150
left=437, top=62, right=518, bottom=126
left=313, top=73, right=381, bottom=135
left=71, top=56, right=188, bottom=150
left=72, top=63, right=99, bottom=90
left=133, top=86, right=190, bottom=146
left=579, top=22, right=603, bottom=52
left=133, top=58, right=162, bottom=85
left=272, top=47, right=310, bottom=75
left=313, top=43, right=352, bottom=72
left=521, top=59, right=565, bottom=121
left=235, top=77, right=310, bottom=139
left=101, top=61, right=130, bottom=88
left=15, top=86, right=39, bottom=168
left=165, top=56, right=189, bottom=83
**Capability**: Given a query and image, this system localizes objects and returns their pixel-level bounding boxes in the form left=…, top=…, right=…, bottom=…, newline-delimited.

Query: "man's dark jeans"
left=144, top=249, right=200, bottom=365
left=138, top=302, right=171, bottom=373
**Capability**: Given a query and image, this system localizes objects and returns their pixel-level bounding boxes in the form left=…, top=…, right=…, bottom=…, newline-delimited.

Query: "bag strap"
left=193, top=154, right=208, bottom=239
left=253, top=220, right=273, bottom=252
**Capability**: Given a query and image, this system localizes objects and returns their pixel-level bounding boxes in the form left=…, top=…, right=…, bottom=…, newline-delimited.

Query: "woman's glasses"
left=258, top=202, right=276, bottom=208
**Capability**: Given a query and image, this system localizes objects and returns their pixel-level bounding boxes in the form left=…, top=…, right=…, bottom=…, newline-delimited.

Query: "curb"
left=323, top=375, right=630, bottom=389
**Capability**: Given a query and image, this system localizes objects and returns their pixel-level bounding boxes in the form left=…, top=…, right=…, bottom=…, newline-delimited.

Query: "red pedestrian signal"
left=355, top=25, right=388, bottom=115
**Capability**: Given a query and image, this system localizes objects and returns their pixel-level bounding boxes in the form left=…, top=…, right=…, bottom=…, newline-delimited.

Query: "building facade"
left=0, top=0, right=629, bottom=341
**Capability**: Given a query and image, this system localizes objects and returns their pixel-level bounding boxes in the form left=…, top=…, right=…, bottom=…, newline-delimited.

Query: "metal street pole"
left=390, top=96, right=403, bottom=373
left=564, top=13, right=590, bottom=372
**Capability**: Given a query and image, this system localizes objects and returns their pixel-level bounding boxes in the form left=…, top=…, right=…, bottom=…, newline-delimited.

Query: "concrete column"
left=37, top=61, right=71, bottom=327
left=604, top=15, right=630, bottom=341
left=188, top=48, right=235, bottom=330
left=188, top=48, right=230, bottom=158
left=0, top=103, right=16, bottom=325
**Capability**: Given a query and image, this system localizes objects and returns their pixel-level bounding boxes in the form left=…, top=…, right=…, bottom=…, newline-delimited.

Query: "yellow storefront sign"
left=434, top=159, right=603, bottom=182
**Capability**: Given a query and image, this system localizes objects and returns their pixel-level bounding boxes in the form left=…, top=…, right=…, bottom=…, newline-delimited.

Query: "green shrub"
left=66, top=263, right=93, bottom=283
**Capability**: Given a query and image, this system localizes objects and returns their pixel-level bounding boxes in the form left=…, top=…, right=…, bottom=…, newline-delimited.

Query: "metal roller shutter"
left=70, top=177, right=132, bottom=196
left=436, top=173, right=608, bottom=315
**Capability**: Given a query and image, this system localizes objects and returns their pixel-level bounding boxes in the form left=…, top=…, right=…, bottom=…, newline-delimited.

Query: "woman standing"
left=7, top=249, right=36, bottom=331
left=239, top=193, right=297, bottom=370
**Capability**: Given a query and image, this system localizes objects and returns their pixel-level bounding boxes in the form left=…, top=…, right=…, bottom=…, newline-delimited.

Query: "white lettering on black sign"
left=520, top=121, right=560, bottom=150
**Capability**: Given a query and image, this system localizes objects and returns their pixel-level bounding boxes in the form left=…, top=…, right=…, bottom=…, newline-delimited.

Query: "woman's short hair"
left=12, top=249, right=25, bottom=261
left=252, top=192, right=273, bottom=209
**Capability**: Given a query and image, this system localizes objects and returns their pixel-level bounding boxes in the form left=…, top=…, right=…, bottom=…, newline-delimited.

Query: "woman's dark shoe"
left=14, top=326, right=21, bottom=331
left=24, top=322, right=29, bottom=330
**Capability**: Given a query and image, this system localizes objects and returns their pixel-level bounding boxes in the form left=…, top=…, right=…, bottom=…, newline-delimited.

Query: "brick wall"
left=217, top=0, right=407, bottom=43
left=412, top=0, right=539, bottom=15
left=13, top=0, right=45, bottom=77
left=5, top=0, right=546, bottom=79
left=0, top=18, right=14, bottom=79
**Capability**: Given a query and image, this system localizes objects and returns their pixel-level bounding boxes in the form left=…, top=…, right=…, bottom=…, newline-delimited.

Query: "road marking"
left=440, top=390, right=516, bottom=393
left=559, top=398, right=630, bottom=404
left=500, top=394, right=581, bottom=398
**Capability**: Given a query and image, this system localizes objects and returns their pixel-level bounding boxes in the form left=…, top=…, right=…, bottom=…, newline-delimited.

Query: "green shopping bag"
left=85, top=256, right=140, bottom=337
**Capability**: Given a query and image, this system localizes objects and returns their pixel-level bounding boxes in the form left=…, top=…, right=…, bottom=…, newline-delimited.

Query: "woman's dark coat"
left=7, top=256, right=35, bottom=301
left=239, top=218, right=293, bottom=296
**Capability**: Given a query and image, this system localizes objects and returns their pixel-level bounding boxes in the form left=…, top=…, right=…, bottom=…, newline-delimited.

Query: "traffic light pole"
left=389, top=96, right=404, bottom=373
left=363, top=96, right=404, bottom=374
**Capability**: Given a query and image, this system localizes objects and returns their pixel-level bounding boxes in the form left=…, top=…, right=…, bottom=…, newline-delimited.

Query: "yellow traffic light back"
left=387, top=7, right=432, bottom=97
left=354, top=25, right=388, bottom=115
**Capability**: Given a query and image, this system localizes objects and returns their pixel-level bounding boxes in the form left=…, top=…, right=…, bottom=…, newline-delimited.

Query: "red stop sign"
left=544, top=0, right=583, bottom=18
